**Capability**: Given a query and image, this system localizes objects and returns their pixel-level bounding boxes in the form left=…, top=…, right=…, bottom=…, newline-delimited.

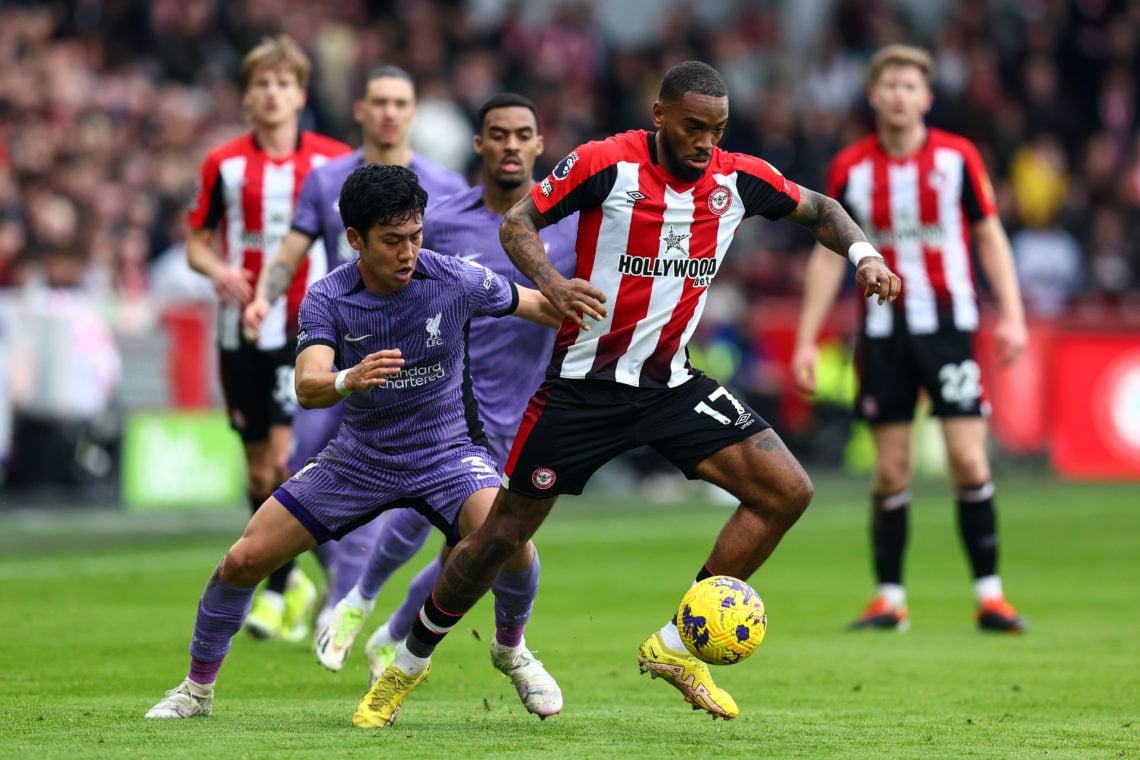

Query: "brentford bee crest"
left=708, top=185, right=732, bottom=216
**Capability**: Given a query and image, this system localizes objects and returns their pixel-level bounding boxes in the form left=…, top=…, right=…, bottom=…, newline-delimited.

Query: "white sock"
left=185, top=678, right=214, bottom=696
left=876, top=583, right=906, bottom=608
left=369, top=621, right=399, bottom=649
left=658, top=620, right=685, bottom=651
left=974, top=575, right=1003, bottom=604
left=344, top=586, right=375, bottom=614
left=392, top=641, right=430, bottom=677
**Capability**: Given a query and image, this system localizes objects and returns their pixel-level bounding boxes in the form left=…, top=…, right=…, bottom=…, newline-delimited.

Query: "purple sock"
left=186, top=565, right=256, bottom=680
left=387, top=557, right=443, bottom=640
left=492, top=552, right=540, bottom=648
left=189, top=657, right=223, bottom=685
left=327, top=515, right=385, bottom=606
left=358, top=509, right=433, bottom=599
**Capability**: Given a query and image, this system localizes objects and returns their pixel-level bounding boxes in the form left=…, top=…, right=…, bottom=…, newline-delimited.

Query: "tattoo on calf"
left=440, top=546, right=487, bottom=607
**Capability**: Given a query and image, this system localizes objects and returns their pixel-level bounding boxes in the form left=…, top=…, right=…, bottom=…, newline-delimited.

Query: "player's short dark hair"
left=363, top=65, right=415, bottom=97
left=476, top=92, right=539, bottom=132
left=659, top=61, right=728, bottom=102
left=339, top=164, right=428, bottom=234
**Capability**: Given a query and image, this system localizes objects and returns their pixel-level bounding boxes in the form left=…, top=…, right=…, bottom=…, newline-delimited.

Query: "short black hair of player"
left=363, top=64, right=414, bottom=95
left=476, top=92, right=539, bottom=131
left=339, top=163, right=428, bottom=235
left=659, top=61, right=728, bottom=102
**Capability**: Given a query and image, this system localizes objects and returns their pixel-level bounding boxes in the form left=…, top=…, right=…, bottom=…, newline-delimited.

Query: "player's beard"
left=658, top=133, right=706, bottom=183
left=492, top=174, right=525, bottom=191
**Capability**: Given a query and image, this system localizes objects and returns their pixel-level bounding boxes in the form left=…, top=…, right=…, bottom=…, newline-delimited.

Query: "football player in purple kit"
left=311, top=94, right=577, bottom=699
left=241, top=65, right=468, bottom=642
left=146, top=163, right=570, bottom=723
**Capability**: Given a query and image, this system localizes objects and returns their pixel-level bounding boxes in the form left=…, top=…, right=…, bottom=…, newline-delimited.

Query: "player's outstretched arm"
left=242, top=230, right=315, bottom=340
left=501, top=196, right=606, bottom=329
left=785, top=186, right=901, bottom=305
left=513, top=286, right=565, bottom=328
left=295, top=344, right=405, bottom=409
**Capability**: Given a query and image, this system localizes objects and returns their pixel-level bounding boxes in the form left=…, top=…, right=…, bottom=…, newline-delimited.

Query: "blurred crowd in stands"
left=1, top=0, right=1139, bottom=313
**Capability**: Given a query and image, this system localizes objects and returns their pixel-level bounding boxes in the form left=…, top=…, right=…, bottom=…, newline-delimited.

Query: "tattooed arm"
left=786, top=186, right=901, bottom=305
left=500, top=195, right=607, bottom=329
left=241, top=230, right=315, bottom=340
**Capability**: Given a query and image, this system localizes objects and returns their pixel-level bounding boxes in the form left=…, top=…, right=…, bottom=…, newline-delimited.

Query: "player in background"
left=242, top=65, right=467, bottom=638
left=186, top=35, right=350, bottom=644
left=146, top=163, right=564, bottom=721
left=790, top=44, right=1029, bottom=633
left=312, top=93, right=577, bottom=697
left=356, top=60, right=901, bottom=726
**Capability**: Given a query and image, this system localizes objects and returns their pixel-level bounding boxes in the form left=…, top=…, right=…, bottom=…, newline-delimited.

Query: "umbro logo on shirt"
left=625, top=191, right=646, bottom=204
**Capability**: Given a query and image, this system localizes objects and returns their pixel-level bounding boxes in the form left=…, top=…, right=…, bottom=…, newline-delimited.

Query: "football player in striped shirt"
left=791, top=44, right=1028, bottom=633
left=184, top=35, right=351, bottom=644
left=358, top=60, right=899, bottom=724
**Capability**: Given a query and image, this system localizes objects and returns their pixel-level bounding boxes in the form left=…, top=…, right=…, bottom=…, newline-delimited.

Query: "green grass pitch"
left=0, top=472, right=1136, bottom=758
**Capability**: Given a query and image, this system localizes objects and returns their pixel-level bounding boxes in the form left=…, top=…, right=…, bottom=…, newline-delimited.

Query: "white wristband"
left=334, top=369, right=352, bottom=397
left=848, top=241, right=881, bottom=266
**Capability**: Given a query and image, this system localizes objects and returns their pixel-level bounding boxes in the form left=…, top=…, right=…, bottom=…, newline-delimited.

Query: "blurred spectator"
left=1011, top=214, right=1083, bottom=317
left=1008, top=133, right=1068, bottom=228
left=0, top=0, right=1136, bottom=311
left=0, top=0, right=1139, bottom=499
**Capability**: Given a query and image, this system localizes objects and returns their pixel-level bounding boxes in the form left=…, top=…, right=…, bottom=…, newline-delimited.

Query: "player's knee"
left=221, top=544, right=271, bottom=587
left=873, top=458, right=910, bottom=493
left=781, top=468, right=814, bottom=517
left=948, top=448, right=989, bottom=484
left=476, top=521, right=529, bottom=565
left=246, top=464, right=275, bottom=499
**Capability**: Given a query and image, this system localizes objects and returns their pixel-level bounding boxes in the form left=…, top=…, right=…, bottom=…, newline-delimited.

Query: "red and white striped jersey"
left=188, top=131, right=351, bottom=350
left=532, top=129, right=800, bottom=388
left=828, top=128, right=997, bottom=336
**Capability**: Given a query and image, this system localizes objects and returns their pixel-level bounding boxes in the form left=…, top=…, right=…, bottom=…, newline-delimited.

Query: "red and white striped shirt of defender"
left=827, top=127, right=998, bottom=337
left=188, top=132, right=350, bottom=351
left=531, top=129, right=800, bottom=389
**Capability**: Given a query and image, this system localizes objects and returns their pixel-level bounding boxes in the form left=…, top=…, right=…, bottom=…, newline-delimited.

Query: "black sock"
left=406, top=594, right=462, bottom=658
left=668, top=565, right=718, bottom=626
left=956, top=482, right=998, bottom=579
left=267, top=560, right=293, bottom=594
left=872, top=491, right=909, bottom=585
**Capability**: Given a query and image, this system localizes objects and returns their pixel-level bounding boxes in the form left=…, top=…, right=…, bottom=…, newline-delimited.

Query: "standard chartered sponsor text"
left=377, top=362, right=446, bottom=390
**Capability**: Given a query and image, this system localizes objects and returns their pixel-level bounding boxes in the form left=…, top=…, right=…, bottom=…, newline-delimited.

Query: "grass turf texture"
left=0, top=473, right=1136, bottom=759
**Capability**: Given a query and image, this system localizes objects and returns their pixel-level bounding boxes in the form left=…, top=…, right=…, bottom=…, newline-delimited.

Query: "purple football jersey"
left=291, top=148, right=468, bottom=273
left=424, top=185, right=578, bottom=449
left=294, top=249, right=517, bottom=466
left=286, top=151, right=468, bottom=472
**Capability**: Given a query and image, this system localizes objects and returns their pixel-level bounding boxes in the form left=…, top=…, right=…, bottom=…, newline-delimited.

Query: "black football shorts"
left=503, top=372, right=772, bottom=498
left=218, top=341, right=298, bottom=442
left=855, top=325, right=988, bottom=424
